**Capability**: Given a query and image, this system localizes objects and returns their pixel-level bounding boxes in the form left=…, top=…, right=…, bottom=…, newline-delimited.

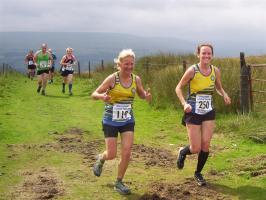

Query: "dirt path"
left=10, top=127, right=265, bottom=199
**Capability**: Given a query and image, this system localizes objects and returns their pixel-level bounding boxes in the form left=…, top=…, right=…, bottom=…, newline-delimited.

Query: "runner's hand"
left=145, top=88, right=152, bottom=103
left=184, top=103, right=192, bottom=113
left=224, top=94, right=231, bottom=105
left=102, top=89, right=111, bottom=103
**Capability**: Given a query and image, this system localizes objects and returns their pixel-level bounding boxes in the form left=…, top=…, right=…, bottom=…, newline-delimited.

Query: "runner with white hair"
left=25, top=49, right=36, bottom=80
left=60, top=47, right=76, bottom=95
left=92, top=49, right=152, bottom=195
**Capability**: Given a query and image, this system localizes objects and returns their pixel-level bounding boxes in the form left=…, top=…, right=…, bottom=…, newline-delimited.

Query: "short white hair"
left=66, top=47, right=73, bottom=52
left=114, top=49, right=135, bottom=66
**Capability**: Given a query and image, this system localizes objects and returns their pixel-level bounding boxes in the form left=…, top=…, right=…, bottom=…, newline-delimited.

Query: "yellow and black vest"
left=187, top=64, right=216, bottom=114
left=103, top=72, right=137, bottom=125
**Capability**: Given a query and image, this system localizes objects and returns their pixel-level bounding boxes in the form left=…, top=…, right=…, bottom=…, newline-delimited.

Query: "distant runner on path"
left=91, top=49, right=152, bottom=195
left=175, top=43, right=231, bottom=186
left=60, top=47, right=76, bottom=96
left=25, top=50, right=36, bottom=80
left=48, top=48, right=57, bottom=84
left=34, top=43, right=53, bottom=96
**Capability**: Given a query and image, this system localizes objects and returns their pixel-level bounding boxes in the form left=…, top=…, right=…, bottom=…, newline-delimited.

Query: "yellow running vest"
left=187, top=64, right=216, bottom=114
left=103, top=72, right=137, bottom=125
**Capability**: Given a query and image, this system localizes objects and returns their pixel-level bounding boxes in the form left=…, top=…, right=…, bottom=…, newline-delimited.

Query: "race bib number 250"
left=112, top=104, right=131, bottom=122
left=195, top=95, right=212, bottom=115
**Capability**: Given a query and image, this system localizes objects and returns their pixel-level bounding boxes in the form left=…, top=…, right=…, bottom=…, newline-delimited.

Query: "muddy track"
left=8, top=127, right=254, bottom=199
left=13, top=167, right=64, bottom=200
left=139, top=178, right=231, bottom=200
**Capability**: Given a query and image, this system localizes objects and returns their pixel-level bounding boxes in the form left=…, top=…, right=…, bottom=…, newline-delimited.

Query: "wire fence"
left=249, top=64, right=266, bottom=110
left=240, top=53, right=266, bottom=113
left=0, top=63, right=19, bottom=76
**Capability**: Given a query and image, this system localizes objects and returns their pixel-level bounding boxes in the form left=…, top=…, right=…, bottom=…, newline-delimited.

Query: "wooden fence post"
left=77, top=61, right=81, bottom=76
left=182, top=60, right=187, bottom=73
left=247, top=65, right=254, bottom=111
left=2, top=63, right=4, bottom=74
left=4, top=63, right=7, bottom=77
left=101, top=60, right=104, bottom=71
left=240, top=52, right=250, bottom=114
left=145, top=59, right=149, bottom=74
left=88, top=61, right=91, bottom=78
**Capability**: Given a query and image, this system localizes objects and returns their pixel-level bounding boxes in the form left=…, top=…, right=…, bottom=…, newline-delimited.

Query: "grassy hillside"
left=0, top=32, right=194, bottom=73
left=0, top=70, right=265, bottom=200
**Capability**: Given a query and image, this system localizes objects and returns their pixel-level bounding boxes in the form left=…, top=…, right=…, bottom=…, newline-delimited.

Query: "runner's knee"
left=190, top=146, right=201, bottom=154
left=201, top=143, right=210, bottom=152
left=121, top=148, right=131, bottom=160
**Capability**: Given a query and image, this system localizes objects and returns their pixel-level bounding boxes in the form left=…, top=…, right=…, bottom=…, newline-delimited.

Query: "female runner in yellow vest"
left=175, top=44, right=231, bottom=186
left=91, top=49, right=152, bottom=195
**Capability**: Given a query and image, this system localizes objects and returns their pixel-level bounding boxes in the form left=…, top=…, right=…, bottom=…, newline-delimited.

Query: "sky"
left=1, top=0, right=266, bottom=44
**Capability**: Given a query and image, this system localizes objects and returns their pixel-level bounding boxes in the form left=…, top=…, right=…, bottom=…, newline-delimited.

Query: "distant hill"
left=0, top=32, right=195, bottom=72
left=1, top=32, right=266, bottom=73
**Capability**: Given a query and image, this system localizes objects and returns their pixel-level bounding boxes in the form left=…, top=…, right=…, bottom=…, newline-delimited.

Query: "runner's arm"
left=72, top=55, right=77, bottom=62
left=135, top=76, right=152, bottom=102
left=33, top=52, right=38, bottom=67
left=214, top=67, right=231, bottom=105
left=91, top=74, right=114, bottom=102
left=48, top=53, right=53, bottom=67
left=175, top=67, right=194, bottom=112
left=60, top=56, right=67, bottom=66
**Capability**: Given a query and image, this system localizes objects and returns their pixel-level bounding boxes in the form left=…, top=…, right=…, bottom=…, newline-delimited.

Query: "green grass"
left=0, top=72, right=265, bottom=200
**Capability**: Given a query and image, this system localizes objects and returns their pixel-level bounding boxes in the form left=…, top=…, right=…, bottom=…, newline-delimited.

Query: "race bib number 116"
left=112, top=104, right=131, bottom=122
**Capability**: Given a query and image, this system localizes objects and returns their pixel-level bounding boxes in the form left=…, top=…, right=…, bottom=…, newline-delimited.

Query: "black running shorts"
left=28, top=65, right=36, bottom=70
left=182, top=110, right=215, bottom=126
left=37, top=70, right=49, bottom=75
left=61, top=70, right=74, bottom=77
left=102, top=122, right=135, bottom=138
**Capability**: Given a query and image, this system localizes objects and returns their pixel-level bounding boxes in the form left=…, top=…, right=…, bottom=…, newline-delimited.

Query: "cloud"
left=1, top=0, right=266, bottom=43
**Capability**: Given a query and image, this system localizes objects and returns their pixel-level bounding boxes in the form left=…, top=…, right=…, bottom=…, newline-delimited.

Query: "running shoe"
left=69, top=91, right=73, bottom=96
left=114, top=180, right=131, bottom=195
left=194, top=172, right=206, bottom=186
left=93, top=155, right=104, bottom=177
left=62, top=88, right=65, bottom=93
left=177, top=147, right=186, bottom=169
left=41, top=90, right=45, bottom=96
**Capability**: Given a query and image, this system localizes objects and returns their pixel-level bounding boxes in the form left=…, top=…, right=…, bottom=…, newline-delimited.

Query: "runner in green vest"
left=34, top=43, right=53, bottom=96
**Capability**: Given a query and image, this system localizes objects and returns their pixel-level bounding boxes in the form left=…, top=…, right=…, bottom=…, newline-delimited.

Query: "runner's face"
left=119, top=56, right=134, bottom=74
left=198, top=46, right=213, bottom=65
left=42, top=46, right=47, bottom=53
